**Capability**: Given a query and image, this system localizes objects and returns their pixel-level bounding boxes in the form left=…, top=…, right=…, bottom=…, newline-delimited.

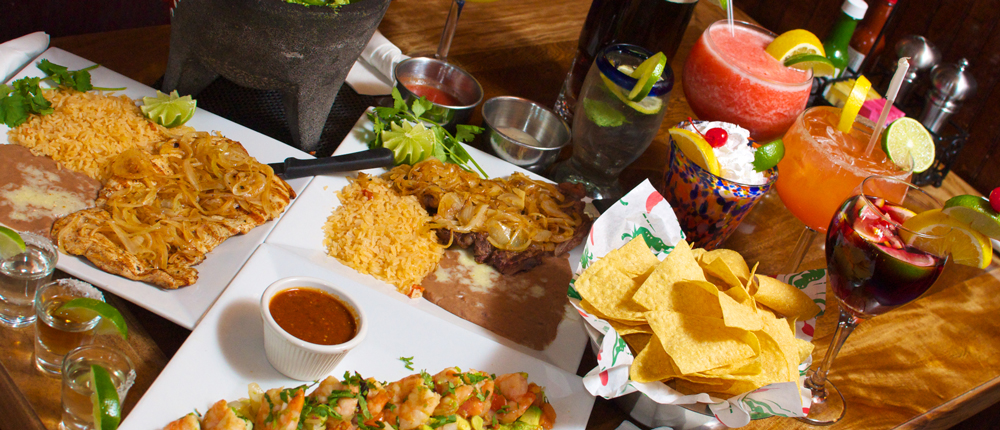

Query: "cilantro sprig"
left=1, top=59, right=124, bottom=128
left=367, top=88, right=487, bottom=178
left=400, top=356, right=414, bottom=371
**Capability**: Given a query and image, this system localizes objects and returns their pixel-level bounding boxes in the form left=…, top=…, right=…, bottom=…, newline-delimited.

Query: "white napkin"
left=345, top=30, right=409, bottom=96
left=0, top=32, right=50, bottom=84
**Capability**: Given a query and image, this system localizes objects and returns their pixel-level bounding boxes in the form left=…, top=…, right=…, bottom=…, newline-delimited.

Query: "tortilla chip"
left=760, top=317, right=802, bottom=383
left=574, top=237, right=659, bottom=321
left=623, top=333, right=653, bottom=353
left=754, top=275, right=821, bottom=321
left=719, top=289, right=763, bottom=331
left=746, top=262, right=760, bottom=295
left=609, top=320, right=652, bottom=336
left=645, top=310, right=760, bottom=375
left=702, top=258, right=745, bottom=290
left=796, top=338, right=815, bottom=364
left=698, top=249, right=750, bottom=282
left=630, top=334, right=682, bottom=383
left=633, top=240, right=706, bottom=311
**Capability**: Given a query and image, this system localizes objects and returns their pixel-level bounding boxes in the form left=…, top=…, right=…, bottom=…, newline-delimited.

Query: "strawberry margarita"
left=683, top=21, right=812, bottom=141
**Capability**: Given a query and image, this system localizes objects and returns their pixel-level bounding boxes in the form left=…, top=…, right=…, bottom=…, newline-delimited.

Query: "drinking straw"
left=726, top=0, right=734, bottom=35
left=864, top=57, right=911, bottom=157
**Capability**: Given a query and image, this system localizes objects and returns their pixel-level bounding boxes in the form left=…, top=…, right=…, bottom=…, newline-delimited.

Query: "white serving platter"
left=263, top=111, right=590, bottom=373
left=0, top=48, right=313, bottom=329
left=122, top=243, right=595, bottom=430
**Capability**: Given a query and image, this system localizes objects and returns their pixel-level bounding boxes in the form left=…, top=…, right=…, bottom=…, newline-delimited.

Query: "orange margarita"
left=776, top=106, right=910, bottom=233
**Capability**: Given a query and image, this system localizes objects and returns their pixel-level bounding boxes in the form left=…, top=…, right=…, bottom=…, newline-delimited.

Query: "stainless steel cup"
left=482, top=96, right=571, bottom=173
left=393, top=57, right=483, bottom=131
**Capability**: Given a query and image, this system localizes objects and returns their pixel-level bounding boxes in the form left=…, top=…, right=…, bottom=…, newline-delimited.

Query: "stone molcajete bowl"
left=163, top=0, right=392, bottom=151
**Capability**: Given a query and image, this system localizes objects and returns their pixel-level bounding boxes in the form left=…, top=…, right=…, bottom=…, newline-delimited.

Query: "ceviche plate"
left=121, top=243, right=595, bottom=430
left=0, top=48, right=313, bottom=329
left=264, top=112, right=590, bottom=373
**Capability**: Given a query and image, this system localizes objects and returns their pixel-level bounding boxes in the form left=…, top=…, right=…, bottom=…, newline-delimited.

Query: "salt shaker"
left=894, top=35, right=939, bottom=105
left=919, top=58, right=976, bottom=134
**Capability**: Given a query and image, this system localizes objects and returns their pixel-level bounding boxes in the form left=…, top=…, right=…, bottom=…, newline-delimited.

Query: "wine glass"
left=776, top=107, right=912, bottom=273
left=800, top=175, right=949, bottom=424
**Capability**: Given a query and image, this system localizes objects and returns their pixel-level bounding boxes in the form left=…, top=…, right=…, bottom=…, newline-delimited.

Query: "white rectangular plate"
left=264, top=112, right=589, bottom=373
left=0, top=48, right=313, bottom=328
left=121, top=243, right=595, bottom=430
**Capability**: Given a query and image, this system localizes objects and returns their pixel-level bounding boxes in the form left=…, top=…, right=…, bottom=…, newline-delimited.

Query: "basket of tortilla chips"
left=568, top=181, right=827, bottom=428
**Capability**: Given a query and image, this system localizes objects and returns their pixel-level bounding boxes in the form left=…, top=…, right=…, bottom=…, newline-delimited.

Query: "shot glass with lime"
left=34, top=279, right=128, bottom=376
left=60, top=345, right=135, bottom=430
left=0, top=228, right=58, bottom=328
left=551, top=44, right=672, bottom=200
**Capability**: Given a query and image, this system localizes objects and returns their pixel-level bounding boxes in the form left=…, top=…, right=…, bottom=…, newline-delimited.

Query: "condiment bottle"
left=847, top=0, right=899, bottom=74
left=919, top=59, right=976, bottom=134
left=823, top=0, right=868, bottom=78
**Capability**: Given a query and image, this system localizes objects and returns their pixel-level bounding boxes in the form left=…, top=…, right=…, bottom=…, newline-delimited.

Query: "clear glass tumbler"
left=0, top=232, right=57, bottom=327
left=60, top=345, right=136, bottom=430
left=34, top=279, right=104, bottom=376
left=551, top=43, right=672, bottom=201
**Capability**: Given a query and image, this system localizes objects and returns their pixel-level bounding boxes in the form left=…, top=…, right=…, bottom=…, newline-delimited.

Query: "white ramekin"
left=260, top=276, right=367, bottom=380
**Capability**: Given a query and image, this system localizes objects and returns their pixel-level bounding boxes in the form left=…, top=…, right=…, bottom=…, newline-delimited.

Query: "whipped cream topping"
left=681, top=121, right=767, bottom=185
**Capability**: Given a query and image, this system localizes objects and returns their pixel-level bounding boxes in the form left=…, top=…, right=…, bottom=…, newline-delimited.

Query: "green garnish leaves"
left=400, top=356, right=414, bottom=371
left=0, top=60, right=124, bottom=128
left=368, top=88, right=487, bottom=178
left=428, top=415, right=457, bottom=429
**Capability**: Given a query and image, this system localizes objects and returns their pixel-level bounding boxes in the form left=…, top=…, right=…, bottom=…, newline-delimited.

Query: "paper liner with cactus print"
left=568, top=180, right=829, bottom=427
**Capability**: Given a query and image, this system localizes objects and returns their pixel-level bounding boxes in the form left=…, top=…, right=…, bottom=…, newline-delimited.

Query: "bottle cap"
left=842, top=0, right=869, bottom=20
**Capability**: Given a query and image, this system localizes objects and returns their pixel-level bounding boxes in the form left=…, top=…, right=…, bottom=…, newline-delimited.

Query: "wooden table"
left=3, top=1, right=999, bottom=429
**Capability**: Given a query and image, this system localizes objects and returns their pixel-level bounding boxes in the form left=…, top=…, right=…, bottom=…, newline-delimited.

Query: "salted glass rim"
left=702, top=20, right=814, bottom=87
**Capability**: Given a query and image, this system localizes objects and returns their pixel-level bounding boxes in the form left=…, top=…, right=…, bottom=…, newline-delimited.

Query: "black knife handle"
left=279, top=148, right=395, bottom=179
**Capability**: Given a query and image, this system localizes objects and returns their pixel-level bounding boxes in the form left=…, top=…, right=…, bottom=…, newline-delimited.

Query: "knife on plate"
left=268, top=148, right=396, bottom=179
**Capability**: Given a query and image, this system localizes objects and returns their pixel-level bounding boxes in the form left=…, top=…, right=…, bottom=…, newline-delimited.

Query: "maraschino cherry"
left=990, top=187, right=1000, bottom=212
left=705, top=128, right=728, bottom=148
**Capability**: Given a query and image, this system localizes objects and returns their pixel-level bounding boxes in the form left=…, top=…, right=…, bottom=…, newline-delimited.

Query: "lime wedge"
left=766, top=29, right=826, bottom=62
left=381, top=120, right=437, bottom=165
left=784, top=54, right=836, bottom=77
left=602, top=70, right=663, bottom=115
left=90, top=364, right=122, bottom=430
left=669, top=128, right=721, bottom=176
left=0, top=226, right=26, bottom=259
left=583, top=98, right=627, bottom=128
left=839, top=75, right=871, bottom=134
left=141, top=90, right=196, bottom=128
left=753, top=139, right=784, bottom=172
left=627, top=52, right=666, bottom=102
left=56, top=298, right=128, bottom=339
left=881, top=117, right=935, bottom=173
left=942, top=195, right=1000, bottom=240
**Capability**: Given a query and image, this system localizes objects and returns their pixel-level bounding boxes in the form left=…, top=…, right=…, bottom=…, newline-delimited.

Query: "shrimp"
left=454, top=370, right=494, bottom=419
left=381, top=374, right=442, bottom=430
left=163, top=413, right=201, bottom=430
left=431, top=368, right=475, bottom=416
left=493, top=373, right=535, bottom=424
left=254, top=387, right=305, bottom=430
left=364, top=379, right=391, bottom=418
left=309, top=376, right=360, bottom=424
left=202, top=400, right=252, bottom=430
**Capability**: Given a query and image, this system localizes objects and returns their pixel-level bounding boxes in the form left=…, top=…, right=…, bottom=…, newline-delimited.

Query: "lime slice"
left=766, top=29, right=825, bottom=62
left=752, top=139, right=784, bottom=172
left=881, top=117, right=935, bottom=173
left=902, top=209, right=991, bottom=269
left=784, top=54, right=836, bottom=77
left=627, top=52, right=666, bottom=102
left=942, top=195, right=1000, bottom=240
left=0, top=226, right=26, bottom=259
left=90, top=364, right=122, bottom=430
left=381, top=120, right=437, bottom=165
left=668, top=128, right=721, bottom=176
left=583, top=98, right=626, bottom=128
left=56, top=298, right=128, bottom=339
left=141, top=90, right=196, bottom=128
left=601, top=71, right=663, bottom=115
left=838, top=75, right=871, bottom=134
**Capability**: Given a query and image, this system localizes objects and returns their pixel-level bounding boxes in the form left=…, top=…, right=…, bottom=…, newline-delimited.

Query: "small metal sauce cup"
left=482, top=96, right=571, bottom=173
left=393, top=57, right=483, bottom=131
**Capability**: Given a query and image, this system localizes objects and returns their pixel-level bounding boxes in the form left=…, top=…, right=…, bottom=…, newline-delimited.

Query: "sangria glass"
left=801, top=175, right=949, bottom=424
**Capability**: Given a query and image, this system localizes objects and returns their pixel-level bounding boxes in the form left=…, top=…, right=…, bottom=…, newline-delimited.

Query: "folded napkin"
left=345, top=30, right=409, bottom=96
left=0, top=32, right=50, bottom=83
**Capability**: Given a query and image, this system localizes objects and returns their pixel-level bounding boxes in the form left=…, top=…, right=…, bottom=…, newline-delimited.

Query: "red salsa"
left=401, top=79, right=463, bottom=106
left=269, top=288, right=357, bottom=345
